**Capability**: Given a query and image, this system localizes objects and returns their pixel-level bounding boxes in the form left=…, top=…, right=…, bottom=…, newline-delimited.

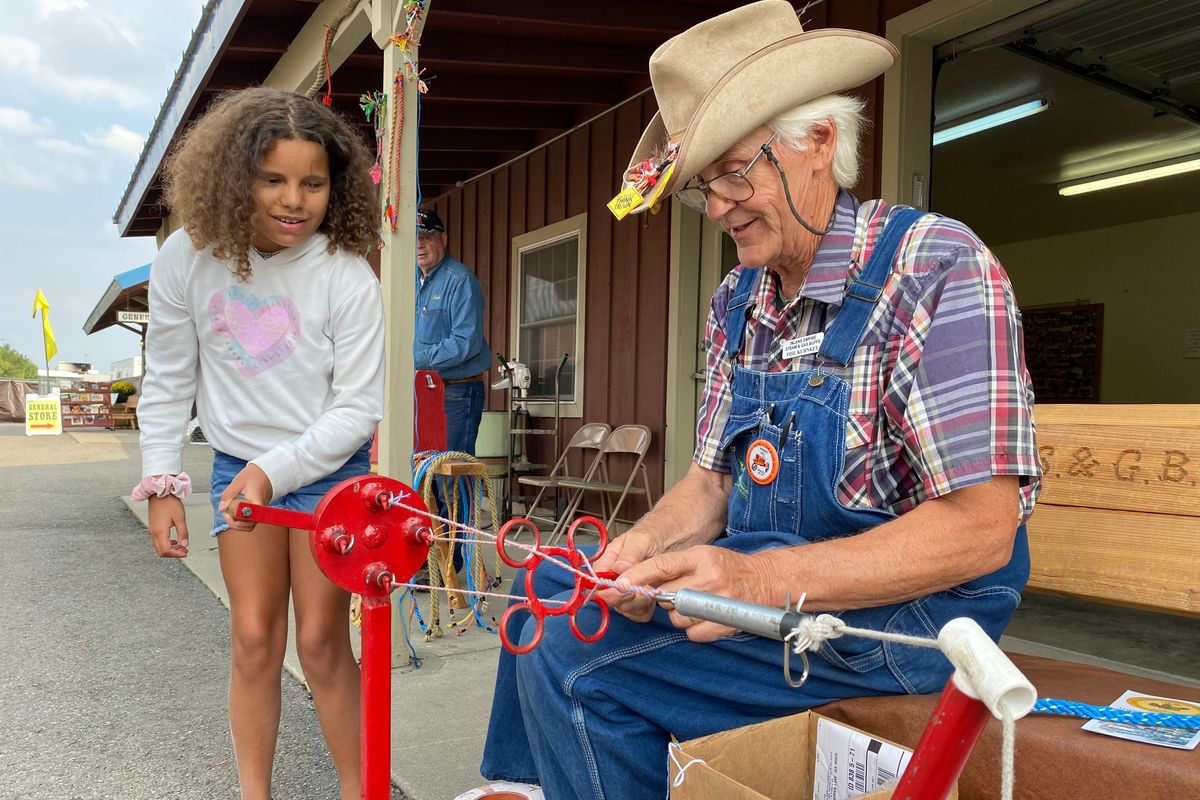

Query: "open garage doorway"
left=929, top=0, right=1200, bottom=403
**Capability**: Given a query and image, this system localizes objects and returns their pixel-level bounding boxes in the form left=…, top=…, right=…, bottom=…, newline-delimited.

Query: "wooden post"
left=375, top=0, right=426, bottom=485
left=373, top=0, right=430, bottom=668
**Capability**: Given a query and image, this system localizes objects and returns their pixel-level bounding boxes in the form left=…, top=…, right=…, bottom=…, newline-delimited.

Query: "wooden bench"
left=1024, top=404, right=1200, bottom=614
left=110, top=396, right=139, bottom=430
left=816, top=404, right=1200, bottom=799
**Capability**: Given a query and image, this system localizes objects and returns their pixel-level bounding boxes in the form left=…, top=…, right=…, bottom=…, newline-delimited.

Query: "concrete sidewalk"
left=1, top=424, right=363, bottom=798
left=124, top=476, right=507, bottom=800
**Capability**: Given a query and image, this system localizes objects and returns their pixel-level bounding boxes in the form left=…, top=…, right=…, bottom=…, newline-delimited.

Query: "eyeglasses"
left=676, top=132, right=779, bottom=213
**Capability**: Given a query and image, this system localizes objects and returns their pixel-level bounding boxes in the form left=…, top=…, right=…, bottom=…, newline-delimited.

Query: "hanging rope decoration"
left=359, top=91, right=387, bottom=185
left=319, top=24, right=335, bottom=105
left=303, top=0, right=359, bottom=102
left=410, top=451, right=503, bottom=641
left=382, top=0, right=429, bottom=232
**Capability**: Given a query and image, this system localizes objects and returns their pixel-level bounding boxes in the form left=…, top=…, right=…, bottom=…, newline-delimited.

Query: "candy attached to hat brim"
left=618, top=29, right=897, bottom=218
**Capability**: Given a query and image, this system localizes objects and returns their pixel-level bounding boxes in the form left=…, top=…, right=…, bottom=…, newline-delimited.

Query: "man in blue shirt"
left=415, top=209, right=491, bottom=455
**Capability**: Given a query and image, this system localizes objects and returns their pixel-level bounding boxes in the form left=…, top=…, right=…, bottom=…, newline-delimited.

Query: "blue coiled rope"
left=1034, top=698, right=1200, bottom=729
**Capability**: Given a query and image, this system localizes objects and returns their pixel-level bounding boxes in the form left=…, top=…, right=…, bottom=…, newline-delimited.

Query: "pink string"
left=388, top=494, right=666, bottom=602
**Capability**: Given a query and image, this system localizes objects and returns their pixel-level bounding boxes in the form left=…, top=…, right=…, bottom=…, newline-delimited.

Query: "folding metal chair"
left=517, top=422, right=610, bottom=532
left=550, top=424, right=654, bottom=545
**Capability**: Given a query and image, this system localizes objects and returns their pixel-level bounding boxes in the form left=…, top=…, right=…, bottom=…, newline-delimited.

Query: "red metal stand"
left=233, top=475, right=431, bottom=800
left=360, top=595, right=393, bottom=796
left=891, top=677, right=992, bottom=800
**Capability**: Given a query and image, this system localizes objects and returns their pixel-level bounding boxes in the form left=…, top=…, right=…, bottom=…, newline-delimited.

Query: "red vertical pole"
left=414, top=370, right=447, bottom=451
left=360, top=595, right=393, bottom=800
left=891, top=677, right=991, bottom=800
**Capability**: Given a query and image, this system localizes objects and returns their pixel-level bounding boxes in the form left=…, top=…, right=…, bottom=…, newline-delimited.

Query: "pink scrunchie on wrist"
left=131, top=473, right=193, bottom=501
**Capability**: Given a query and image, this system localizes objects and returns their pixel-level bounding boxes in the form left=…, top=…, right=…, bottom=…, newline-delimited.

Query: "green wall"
left=995, top=211, right=1200, bottom=404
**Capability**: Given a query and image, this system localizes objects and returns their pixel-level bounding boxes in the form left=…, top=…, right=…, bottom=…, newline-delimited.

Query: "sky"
left=0, top=0, right=207, bottom=374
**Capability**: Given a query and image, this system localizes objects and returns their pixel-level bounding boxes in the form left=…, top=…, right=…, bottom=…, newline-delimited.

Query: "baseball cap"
left=417, top=209, right=445, bottom=233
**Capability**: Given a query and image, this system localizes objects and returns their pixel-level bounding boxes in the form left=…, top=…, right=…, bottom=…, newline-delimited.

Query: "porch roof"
left=112, top=0, right=748, bottom=238
left=83, top=264, right=152, bottom=335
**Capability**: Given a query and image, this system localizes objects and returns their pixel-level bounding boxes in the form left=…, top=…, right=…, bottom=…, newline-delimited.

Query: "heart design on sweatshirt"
left=208, top=286, right=301, bottom=376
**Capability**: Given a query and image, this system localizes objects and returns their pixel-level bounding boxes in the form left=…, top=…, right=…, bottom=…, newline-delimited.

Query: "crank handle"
left=229, top=500, right=315, bottom=531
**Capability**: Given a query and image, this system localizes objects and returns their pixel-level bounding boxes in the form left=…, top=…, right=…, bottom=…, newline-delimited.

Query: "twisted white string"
left=394, top=580, right=564, bottom=607
left=667, top=742, right=707, bottom=787
left=786, top=613, right=1017, bottom=799
left=786, top=614, right=942, bottom=654
left=1001, top=709, right=1015, bottom=800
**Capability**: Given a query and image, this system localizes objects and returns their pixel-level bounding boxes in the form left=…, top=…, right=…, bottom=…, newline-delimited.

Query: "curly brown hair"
left=162, top=87, right=380, bottom=281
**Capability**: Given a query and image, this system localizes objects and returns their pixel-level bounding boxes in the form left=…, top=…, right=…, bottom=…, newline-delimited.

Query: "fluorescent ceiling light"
left=1058, top=153, right=1200, bottom=196
left=932, top=98, right=1051, bottom=146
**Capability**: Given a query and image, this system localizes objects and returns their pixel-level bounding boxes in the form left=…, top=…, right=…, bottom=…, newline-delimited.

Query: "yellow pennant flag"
left=31, top=288, right=57, bottom=363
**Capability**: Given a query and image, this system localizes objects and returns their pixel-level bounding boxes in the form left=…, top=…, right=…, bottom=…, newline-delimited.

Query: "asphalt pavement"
left=0, top=423, right=378, bottom=799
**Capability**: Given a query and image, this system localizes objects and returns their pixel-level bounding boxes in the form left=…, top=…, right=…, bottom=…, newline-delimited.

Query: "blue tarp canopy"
left=83, top=263, right=151, bottom=335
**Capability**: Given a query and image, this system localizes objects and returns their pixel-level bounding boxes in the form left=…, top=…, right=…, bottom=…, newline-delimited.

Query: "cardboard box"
left=669, top=711, right=957, bottom=800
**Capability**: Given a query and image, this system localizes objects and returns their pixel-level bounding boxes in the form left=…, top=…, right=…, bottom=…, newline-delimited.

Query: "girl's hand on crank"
left=625, top=546, right=775, bottom=642
left=219, top=463, right=274, bottom=531
left=148, top=494, right=190, bottom=558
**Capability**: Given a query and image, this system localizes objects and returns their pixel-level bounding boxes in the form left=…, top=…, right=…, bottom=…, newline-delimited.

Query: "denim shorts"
left=209, top=441, right=372, bottom=536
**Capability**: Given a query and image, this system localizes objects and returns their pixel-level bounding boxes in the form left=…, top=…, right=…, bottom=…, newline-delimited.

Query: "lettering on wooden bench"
left=1034, top=426, right=1199, bottom=517
left=1027, top=406, right=1200, bottom=617
left=1039, top=446, right=1192, bottom=484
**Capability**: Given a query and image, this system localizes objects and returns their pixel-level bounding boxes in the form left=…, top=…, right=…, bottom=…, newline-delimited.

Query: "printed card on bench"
left=1082, top=690, right=1200, bottom=750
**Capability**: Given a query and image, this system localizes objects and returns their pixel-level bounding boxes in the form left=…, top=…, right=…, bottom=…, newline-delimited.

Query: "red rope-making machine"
left=234, top=474, right=1036, bottom=800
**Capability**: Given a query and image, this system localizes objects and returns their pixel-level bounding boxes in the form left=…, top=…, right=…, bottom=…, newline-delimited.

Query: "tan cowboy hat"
left=620, top=0, right=898, bottom=215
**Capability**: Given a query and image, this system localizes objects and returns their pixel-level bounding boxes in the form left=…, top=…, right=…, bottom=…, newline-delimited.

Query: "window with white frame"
left=510, top=213, right=587, bottom=416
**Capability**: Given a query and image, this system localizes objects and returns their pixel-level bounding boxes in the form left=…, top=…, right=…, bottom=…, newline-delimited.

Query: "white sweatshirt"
left=139, top=229, right=385, bottom=499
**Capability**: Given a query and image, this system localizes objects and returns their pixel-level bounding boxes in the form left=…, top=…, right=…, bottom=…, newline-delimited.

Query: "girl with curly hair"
left=131, top=87, right=384, bottom=800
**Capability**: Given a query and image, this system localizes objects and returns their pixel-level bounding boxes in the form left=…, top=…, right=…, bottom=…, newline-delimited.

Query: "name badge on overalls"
left=745, top=439, right=779, bottom=485
left=781, top=332, right=824, bottom=360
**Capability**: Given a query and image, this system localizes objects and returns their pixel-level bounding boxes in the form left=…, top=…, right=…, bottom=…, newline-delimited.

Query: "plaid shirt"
left=695, top=192, right=1041, bottom=521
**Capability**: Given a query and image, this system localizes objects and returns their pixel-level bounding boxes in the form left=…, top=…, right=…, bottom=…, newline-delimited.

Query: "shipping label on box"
left=670, top=711, right=955, bottom=800
left=812, top=718, right=911, bottom=799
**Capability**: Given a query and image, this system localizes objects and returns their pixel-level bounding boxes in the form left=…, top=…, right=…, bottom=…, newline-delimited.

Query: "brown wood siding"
left=424, top=0, right=935, bottom=502
left=427, top=92, right=669, bottom=504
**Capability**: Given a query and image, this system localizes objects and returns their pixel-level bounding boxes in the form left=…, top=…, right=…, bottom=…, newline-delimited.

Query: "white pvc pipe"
left=938, top=617, right=1037, bottom=720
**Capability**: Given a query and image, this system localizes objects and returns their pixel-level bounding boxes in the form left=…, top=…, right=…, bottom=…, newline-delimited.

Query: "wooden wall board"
left=1035, top=404, right=1200, bottom=428
left=1026, top=504, right=1200, bottom=616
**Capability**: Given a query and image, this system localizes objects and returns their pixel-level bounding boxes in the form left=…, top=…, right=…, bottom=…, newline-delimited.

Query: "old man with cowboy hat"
left=465, top=3, right=1041, bottom=798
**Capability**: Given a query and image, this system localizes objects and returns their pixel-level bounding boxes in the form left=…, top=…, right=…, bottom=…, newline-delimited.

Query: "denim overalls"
left=479, top=208, right=1030, bottom=800
left=715, top=207, right=1028, bottom=686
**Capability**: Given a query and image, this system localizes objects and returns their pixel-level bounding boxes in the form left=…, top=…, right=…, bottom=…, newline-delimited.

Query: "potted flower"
left=111, top=380, right=137, bottom=405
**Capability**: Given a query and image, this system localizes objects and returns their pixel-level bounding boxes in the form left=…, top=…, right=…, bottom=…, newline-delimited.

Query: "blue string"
left=410, top=591, right=429, bottom=633
left=395, top=589, right=421, bottom=669
left=455, top=473, right=497, bottom=634
left=460, top=535, right=499, bottom=635
left=1035, top=697, right=1200, bottom=729
left=409, top=454, right=499, bottom=633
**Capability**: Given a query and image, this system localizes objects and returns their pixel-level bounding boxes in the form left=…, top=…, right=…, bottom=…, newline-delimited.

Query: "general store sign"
left=25, top=393, right=62, bottom=436
left=117, top=310, right=150, bottom=324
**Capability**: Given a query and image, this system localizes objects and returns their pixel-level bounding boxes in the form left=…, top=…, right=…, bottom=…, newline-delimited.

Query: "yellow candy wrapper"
left=607, top=186, right=645, bottom=220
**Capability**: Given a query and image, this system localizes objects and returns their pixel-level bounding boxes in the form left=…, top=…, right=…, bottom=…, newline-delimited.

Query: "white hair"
left=770, top=94, right=867, bottom=189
